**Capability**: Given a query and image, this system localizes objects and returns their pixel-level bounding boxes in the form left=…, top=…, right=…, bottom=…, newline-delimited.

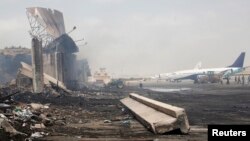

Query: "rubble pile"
left=0, top=85, right=79, bottom=140
left=0, top=84, right=140, bottom=140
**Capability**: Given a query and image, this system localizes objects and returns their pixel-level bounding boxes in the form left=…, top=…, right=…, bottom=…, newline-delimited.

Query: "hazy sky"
left=1, top=0, right=250, bottom=77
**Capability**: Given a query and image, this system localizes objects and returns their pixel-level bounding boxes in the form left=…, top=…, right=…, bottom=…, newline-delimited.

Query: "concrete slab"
left=121, top=93, right=190, bottom=134
left=19, top=62, right=68, bottom=91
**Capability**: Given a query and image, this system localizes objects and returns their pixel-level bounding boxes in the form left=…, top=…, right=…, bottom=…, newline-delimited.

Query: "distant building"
left=0, top=46, right=31, bottom=83
left=0, top=46, right=30, bottom=56
left=91, top=68, right=111, bottom=84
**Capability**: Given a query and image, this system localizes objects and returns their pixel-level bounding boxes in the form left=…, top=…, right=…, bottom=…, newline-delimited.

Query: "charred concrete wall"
left=43, top=53, right=56, bottom=79
left=25, top=7, right=91, bottom=90
left=43, top=34, right=90, bottom=90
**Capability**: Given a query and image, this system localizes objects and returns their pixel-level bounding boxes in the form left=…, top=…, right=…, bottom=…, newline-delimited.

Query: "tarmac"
left=1, top=80, right=250, bottom=141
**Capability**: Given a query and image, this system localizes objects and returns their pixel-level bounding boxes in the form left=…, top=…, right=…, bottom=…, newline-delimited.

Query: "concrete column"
left=55, top=52, right=63, bottom=82
left=31, top=38, right=44, bottom=93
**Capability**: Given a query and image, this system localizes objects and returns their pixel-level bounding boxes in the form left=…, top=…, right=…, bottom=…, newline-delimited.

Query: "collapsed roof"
left=26, top=7, right=79, bottom=53
left=45, top=34, right=79, bottom=54
left=26, top=7, right=65, bottom=38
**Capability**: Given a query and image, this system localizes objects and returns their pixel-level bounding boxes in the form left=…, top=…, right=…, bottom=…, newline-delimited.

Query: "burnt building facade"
left=43, top=34, right=84, bottom=89
left=18, top=7, right=91, bottom=90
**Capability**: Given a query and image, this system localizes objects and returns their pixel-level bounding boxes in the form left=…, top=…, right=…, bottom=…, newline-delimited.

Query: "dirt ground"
left=6, top=82, right=250, bottom=140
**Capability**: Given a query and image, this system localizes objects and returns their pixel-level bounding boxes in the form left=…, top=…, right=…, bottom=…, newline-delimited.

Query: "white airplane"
left=155, top=52, right=246, bottom=83
left=152, top=61, right=202, bottom=81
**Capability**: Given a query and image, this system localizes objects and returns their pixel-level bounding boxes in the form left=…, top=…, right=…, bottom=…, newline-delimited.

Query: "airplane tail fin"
left=228, top=52, right=245, bottom=68
left=194, top=62, right=202, bottom=70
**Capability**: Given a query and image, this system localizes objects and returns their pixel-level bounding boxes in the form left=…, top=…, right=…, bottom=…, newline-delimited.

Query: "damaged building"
left=16, top=7, right=91, bottom=90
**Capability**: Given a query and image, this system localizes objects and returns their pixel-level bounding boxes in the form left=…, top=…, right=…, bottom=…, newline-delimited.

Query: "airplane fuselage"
left=160, top=67, right=243, bottom=81
left=154, top=52, right=245, bottom=82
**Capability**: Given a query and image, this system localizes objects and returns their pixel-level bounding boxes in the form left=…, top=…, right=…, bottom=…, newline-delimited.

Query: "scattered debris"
left=121, top=120, right=131, bottom=128
left=0, top=118, right=27, bottom=140
left=30, top=132, right=48, bottom=138
left=29, top=103, right=49, bottom=110
left=104, top=120, right=112, bottom=123
left=31, top=123, right=46, bottom=129
left=0, top=85, right=72, bottom=140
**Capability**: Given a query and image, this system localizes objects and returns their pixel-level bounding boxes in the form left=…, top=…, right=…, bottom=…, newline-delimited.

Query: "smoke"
left=73, top=11, right=250, bottom=77
left=1, top=0, right=250, bottom=77
left=0, top=53, right=31, bottom=83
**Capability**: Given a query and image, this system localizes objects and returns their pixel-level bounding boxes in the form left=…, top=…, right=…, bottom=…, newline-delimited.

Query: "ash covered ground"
left=1, top=81, right=250, bottom=141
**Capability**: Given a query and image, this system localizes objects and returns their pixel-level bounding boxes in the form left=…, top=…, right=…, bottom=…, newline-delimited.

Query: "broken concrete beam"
left=120, top=93, right=190, bottom=134
left=31, top=38, right=44, bottom=93
left=19, top=62, right=69, bottom=92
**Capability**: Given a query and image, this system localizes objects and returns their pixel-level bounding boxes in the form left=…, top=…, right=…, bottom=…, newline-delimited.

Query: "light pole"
left=75, top=37, right=85, bottom=42
left=67, top=26, right=76, bottom=35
